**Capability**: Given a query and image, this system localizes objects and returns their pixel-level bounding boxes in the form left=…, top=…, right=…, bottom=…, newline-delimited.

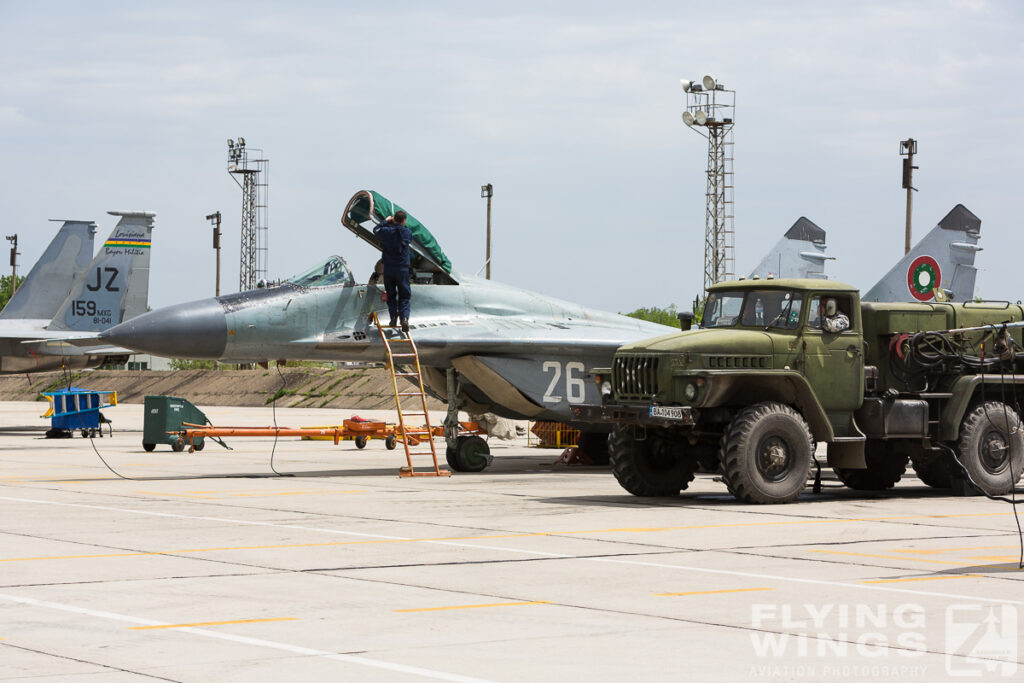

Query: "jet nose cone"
left=100, top=298, right=227, bottom=359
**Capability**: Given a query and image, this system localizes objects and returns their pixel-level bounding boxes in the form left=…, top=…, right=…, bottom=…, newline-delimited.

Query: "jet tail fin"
left=862, top=204, right=981, bottom=303
left=0, top=220, right=96, bottom=320
left=748, top=217, right=832, bottom=280
left=47, top=211, right=154, bottom=332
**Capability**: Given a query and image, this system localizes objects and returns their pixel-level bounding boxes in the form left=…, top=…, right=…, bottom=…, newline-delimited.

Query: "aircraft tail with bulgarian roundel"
left=46, top=211, right=154, bottom=332
left=861, top=204, right=981, bottom=303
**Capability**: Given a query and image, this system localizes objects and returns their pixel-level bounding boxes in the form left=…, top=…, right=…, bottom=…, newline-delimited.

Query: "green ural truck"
left=574, top=278, right=1024, bottom=504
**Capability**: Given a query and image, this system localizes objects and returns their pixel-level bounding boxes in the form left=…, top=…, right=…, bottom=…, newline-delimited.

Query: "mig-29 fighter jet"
left=0, top=212, right=154, bottom=373
left=98, top=193, right=981, bottom=470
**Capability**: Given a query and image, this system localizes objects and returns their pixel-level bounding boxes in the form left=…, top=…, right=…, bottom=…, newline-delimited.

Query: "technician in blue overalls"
left=373, top=210, right=413, bottom=332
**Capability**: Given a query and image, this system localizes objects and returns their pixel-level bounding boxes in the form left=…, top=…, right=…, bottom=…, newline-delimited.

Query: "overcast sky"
left=1, top=1, right=1022, bottom=314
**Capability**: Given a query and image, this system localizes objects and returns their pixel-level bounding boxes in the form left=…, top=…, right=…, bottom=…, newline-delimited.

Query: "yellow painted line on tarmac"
left=968, top=556, right=1023, bottom=563
left=809, top=549, right=975, bottom=566
left=900, top=546, right=1018, bottom=555
left=862, top=575, right=981, bottom=584
left=655, top=587, right=774, bottom=597
left=395, top=601, right=550, bottom=613
left=130, top=617, right=297, bottom=630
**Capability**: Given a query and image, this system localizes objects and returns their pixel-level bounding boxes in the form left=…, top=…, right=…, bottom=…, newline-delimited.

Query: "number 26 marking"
left=542, top=361, right=586, bottom=404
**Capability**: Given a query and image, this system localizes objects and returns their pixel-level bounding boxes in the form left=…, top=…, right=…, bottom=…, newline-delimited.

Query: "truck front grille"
left=613, top=355, right=660, bottom=400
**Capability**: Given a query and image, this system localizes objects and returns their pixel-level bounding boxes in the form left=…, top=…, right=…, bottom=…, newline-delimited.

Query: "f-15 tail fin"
left=47, top=211, right=154, bottom=332
left=748, top=217, right=832, bottom=280
left=0, top=220, right=96, bottom=321
left=862, top=204, right=981, bottom=303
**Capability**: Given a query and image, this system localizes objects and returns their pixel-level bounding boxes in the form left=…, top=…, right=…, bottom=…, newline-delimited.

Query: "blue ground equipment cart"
left=42, top=388, right=117, bottom=438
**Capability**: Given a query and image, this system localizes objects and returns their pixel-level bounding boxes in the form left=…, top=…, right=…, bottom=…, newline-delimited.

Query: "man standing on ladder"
left=374, top=210, right=412, bottom=332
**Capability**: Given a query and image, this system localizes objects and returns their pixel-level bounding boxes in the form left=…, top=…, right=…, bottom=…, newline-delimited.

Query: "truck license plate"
left=650, top=406, right=684, bottom=420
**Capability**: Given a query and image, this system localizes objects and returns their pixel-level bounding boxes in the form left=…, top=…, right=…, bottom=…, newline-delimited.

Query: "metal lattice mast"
left=227, top=138, right=269, bottom=291
left=682, top=76, right=735, bottom=291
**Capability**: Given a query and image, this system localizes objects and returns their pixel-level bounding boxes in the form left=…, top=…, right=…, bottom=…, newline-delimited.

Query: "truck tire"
left=833, top=441, right=908, bottom=491
left=720, top=402, right=812, bottom=504
left=910, top=453, right=954, bottom=489
left=577, top=431, right=610, bottom=465
left=957, top=401, right=1024, bottom=496
left=608, top=425, right=697, bottom=497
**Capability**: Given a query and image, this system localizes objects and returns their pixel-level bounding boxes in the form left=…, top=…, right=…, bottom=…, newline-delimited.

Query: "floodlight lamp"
left=682, top=111, right=695, bottom=126
left=695, top=110, right=708, bottom=125
left=702, top=75, right=716, bottom=90
left=227, top=139, right=234, bottom=148
left=680, top=79, right=692, bottom=92
left=238, top=137, right=246, bottom=146
left=690, top=84, right=703, bottom=92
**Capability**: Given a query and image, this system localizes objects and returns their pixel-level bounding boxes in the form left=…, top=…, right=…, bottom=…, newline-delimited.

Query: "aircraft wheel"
left=957, top=401, right=1024, bottom=495
left=171, top=438, right=186, bottom=453
left=142, top=442, right=156, bottom=452
left=354, top=435, right=368, bottom=449
left=833, top=440, right=908, bottom=491
left=608, top=425, right=696, bottom=496
left=445, top=435, right=492, bottom=472
left=720, top=402, right=812, bottom=504
left=577, top=431, right=610, bottom=465
left=385, top=435, right=397, bottom=450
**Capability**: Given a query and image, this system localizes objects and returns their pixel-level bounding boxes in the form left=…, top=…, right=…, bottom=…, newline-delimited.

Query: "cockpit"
left=286, top=256, right=355, bottom=289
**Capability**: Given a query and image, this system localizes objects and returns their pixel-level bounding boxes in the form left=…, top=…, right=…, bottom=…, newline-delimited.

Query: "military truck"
left=573, top=278, right=1024, bottom=504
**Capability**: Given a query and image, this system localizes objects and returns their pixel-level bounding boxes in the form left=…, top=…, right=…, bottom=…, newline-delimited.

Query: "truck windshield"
left=742, top=290, right=804, bottom=329
left=703, top=292, right=745, bottom=327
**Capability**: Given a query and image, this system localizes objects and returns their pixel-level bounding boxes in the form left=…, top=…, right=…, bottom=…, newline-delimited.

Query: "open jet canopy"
left=342, top=190, right=458, bottom=285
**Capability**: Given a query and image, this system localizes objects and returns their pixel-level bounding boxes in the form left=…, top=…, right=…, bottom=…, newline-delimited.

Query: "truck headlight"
left=601, top=381, right=612, bottom=397
left=684, top=382, right=697, bottom=400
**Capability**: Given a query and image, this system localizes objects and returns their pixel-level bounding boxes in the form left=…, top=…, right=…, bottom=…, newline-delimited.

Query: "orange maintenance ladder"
left=371, top=312, right=450, bottom=477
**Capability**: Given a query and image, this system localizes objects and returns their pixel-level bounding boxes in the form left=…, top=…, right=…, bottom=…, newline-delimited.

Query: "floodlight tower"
left=681, top=75, right=736, bottom=291
left=226, top=138, right=269, bottom=291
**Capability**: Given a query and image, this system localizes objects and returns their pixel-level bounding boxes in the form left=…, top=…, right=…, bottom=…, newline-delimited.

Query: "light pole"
left=681, top=75, right=736, bottom=291
left=206, top=211, right=222, bottom=296
left=481, top=183, right=493, bottom=279
left=900, top=138, right=918, bottom=255
left=5, top=234, right=17, bottom=298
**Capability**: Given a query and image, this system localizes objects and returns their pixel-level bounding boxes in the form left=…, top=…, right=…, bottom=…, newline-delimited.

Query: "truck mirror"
left=678, top=312, right=694, bottom=331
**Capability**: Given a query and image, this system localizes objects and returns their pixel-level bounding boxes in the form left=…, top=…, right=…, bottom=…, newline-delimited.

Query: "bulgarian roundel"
left=907, top=255, right=941, bottom=301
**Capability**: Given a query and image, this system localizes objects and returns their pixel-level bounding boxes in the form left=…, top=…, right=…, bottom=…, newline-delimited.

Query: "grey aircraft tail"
left=862, top=204, right=981, bottom=303
left=0, top=220, right=96, bottom=321
left=748, top=217, right=832, bottom=280
left=47, top=211, right=154, bottom=332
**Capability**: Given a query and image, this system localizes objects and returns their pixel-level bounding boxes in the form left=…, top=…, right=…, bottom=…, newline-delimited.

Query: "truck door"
left=802, top=294, right=864, bottom=434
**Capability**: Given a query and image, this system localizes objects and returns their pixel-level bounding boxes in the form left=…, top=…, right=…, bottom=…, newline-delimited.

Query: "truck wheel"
left=577, top=431, right=610, bottom=465
left=354, top=435, right=368, bottom=449
left=833, top=441, right=908, bottom=491
left=445, top=435, right=492, bottom=472
left=608, top=425, right=697, bottom=497
left=910, top=452, right=954, bottom=488
left=720, top=402, right=812, bottom=504
left=957, top=401, right=1024, bottom=496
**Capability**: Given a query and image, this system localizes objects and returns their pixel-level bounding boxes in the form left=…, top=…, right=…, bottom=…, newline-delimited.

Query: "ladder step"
left=391, top=353, right=416, bottom=358
left=394, top=372, right=420, bottom=377
left=397, top=392, right=425, bottom=396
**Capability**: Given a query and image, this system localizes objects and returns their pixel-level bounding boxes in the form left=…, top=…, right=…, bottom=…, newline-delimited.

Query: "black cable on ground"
left=268, top=363, right=293, bottom=477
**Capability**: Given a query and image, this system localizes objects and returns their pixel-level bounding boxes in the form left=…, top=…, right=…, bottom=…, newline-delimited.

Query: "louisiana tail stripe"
left=104, top=240, right=151, bottom=248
